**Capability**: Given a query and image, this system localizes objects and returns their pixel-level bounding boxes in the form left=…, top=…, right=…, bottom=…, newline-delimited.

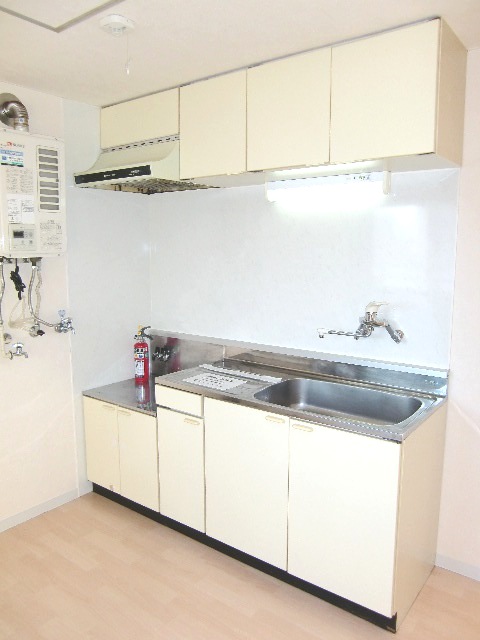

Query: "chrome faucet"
left=355, top=302, right=404, bottom=343
left=152, top=344, right=175, bottom=362
left=318, top=301, right=404, bottom=343
left=9, top=342, right=28, bottom=358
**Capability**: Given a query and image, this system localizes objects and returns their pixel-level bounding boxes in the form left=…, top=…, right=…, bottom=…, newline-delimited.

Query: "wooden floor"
left=1, top=494, right=479, bottom=640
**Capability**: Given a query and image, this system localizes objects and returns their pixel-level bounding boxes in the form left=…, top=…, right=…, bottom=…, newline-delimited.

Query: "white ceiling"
left=0, top=0, right=123, bottom=29
left=0, top=0, right=479, bottom=107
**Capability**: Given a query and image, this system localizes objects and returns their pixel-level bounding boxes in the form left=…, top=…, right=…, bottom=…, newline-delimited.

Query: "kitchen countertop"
left=83, top=378, right=157, bottom=416
left=82, top=352, right=447, bottom=442
left=155, top=356, right=447, bottom=442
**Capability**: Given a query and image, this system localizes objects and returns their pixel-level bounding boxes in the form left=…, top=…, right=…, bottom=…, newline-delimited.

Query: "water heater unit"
left=0, top=128, right=66, bottom=258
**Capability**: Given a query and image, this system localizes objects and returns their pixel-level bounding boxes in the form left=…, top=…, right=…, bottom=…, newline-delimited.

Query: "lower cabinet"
left=288, top=419, right=400, bottom=616
left=157, top=406, right=205, bottom=532
left=117, top=407, right=159, bottom=511
left=83, top=397, right=120, bottom=493
left=204, top=397, right=289, bottom=569
left=85, top=385, right=446, bottom=629
left=83, top=397, right=159, bottom=511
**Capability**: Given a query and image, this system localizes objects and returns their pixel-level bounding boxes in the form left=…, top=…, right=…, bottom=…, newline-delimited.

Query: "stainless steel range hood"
left=74, top=135, right=212, bottom=194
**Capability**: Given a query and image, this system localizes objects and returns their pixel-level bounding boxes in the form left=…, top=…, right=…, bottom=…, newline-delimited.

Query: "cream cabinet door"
left=157, top=407, right=205, bottom=531
left=83, top=397, right=120, bottom=493
left=180, top=71, right=247, bottom=179
left=247, top=49, right=331, bottom=171
left=117, top=408, right=159, bottom=511
left=204, top=398, right=289, bottom=569
left=100, top=89, right=179, bottom=148
left=330, top=20, right=440, bottom=164
left=288, top=419, right=400, bottom=617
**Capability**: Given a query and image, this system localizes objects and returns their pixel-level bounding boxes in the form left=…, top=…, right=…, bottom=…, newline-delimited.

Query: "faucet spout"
left=317, top=301, right=405, bottom=343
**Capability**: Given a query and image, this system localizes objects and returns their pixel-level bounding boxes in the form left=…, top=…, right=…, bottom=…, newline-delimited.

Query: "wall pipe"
left=0, top=100, right=29, bottom=131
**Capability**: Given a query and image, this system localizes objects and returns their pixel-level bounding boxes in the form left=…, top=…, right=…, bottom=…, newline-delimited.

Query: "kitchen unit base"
left=92, top=483, right=399, bottom=633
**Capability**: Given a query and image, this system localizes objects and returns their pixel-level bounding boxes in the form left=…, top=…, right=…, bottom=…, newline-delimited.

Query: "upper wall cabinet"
left=179, top=71, right=247, bottom=179
left=330, top=20, right=467, bottom=166
left=100, top=89, right=179, bottom=148
left=96, top=19, right=466, bottom=183
left=247, top=49, right=331, bottom=171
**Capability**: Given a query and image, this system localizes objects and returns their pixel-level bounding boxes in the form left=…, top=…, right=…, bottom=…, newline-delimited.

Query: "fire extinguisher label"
left=134, top=340, right=149, bottom=384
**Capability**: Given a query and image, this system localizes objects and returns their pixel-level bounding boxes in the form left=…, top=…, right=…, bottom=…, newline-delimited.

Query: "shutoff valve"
left=9, top=342, right=28, bottom=358
left=54, top=310, right=75, bottom=334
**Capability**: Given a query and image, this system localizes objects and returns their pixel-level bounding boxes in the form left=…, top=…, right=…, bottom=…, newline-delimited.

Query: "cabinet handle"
left=184, top=417, right=201, bottom=426
left=291, top=423, right=314, bottom=432
left=265, top=415, right=286, bottom=424
left=118, top=409, right=130, bottom=417
left=102, top=404, right=116, bottom=412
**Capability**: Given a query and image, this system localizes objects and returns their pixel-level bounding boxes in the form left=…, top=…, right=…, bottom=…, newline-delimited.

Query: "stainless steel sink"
left=254, top=378, right=425, bottom=426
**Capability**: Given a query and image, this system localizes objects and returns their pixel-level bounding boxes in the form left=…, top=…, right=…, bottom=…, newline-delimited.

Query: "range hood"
left=74, top=135, right=212, bottom=195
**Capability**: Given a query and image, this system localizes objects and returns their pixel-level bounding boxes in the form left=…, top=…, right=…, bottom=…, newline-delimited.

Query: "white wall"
left=64, top=101, right=151, bottom=493
left=0, top=86, right=151, bottom=527
left=0, top=81, right=63, bottom=139
left=149, top=169, right=458, bottom=369
left=436, top=49, right=480, bottom=581
left=0, top=82, right=77, bottom=530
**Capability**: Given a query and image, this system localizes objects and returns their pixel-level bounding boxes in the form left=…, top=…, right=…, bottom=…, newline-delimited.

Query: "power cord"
left=10, top=261, right=25, bottom=300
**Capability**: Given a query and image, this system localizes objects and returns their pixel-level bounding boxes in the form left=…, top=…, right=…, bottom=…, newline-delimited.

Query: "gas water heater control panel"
left=0, top=128, right=66, bottom=258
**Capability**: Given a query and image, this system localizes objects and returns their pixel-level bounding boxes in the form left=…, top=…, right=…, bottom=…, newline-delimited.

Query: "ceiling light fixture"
left=100, top=14, right=135, bottom=76
left=99, top=14, right=134, bottom=36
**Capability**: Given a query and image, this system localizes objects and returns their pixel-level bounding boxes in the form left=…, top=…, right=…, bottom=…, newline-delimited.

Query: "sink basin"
left=254, top=378, right=424, bottom=426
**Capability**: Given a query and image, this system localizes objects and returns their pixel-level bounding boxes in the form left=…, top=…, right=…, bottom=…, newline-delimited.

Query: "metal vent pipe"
left=0, top=99, right=29, bottom=131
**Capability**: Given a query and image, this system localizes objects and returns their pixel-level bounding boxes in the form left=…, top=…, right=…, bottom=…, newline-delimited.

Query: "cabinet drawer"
left=155, top=385, right=203, bottom=416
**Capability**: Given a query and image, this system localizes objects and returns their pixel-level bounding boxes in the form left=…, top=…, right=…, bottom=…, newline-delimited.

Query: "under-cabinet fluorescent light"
left=265, top=171, right=391, bottom=208
left=267, top=160, right=381, bottom=181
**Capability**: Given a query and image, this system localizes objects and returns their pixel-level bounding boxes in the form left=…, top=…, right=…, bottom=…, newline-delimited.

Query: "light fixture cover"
left=265, top=172, right=391, bottom=204
left=100, top=14, right=134, bottom=36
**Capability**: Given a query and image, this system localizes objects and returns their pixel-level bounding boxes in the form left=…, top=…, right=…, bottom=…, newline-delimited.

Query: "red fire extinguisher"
left=134, top=325, right=150, bottom=385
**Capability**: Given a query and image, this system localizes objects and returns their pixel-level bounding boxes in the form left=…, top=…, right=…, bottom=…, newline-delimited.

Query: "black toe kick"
left=93, top=484, right=397, bottom=633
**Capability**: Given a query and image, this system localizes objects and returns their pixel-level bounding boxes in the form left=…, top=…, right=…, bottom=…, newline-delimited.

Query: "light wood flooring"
left=1, top=493, right=479, bottom=639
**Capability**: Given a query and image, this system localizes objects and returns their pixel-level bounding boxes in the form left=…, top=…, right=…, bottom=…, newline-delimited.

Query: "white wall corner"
left=436, top=554, right=480, bottom=583
left=0, top=490, right=80, bottom=534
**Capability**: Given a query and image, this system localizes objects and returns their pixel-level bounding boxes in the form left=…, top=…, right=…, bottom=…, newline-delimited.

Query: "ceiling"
left=0, top=0, right=479, bottom=107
